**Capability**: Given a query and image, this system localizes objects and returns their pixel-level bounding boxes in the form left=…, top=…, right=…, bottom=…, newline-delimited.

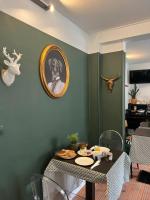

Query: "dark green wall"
left=100, top=51, right=125, bottom=136
left=0, top=11, right=88, bottom=200
left=88, top=51, right=125, bottom=144
left=88, top=53, right=101, bottom=145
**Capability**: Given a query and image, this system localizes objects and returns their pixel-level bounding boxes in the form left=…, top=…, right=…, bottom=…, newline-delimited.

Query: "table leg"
left=130, top=163, right=133, bottom=178
left=86, top=181, right=95, bottom=200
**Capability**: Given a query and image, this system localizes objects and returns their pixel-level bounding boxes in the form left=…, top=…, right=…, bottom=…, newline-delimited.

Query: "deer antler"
left=12, top=49, right=22, bottom=64
left=3, top=47, right=14, bottom=63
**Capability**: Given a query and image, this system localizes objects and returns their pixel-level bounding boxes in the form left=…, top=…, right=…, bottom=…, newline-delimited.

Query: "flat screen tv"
left=129, top=69, right=150, bottom=84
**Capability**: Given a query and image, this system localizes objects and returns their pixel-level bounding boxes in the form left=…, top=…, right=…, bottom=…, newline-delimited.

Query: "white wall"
left=1, top=0, right=150, bottom=55
left=127, top=62, right=150, bottom=104
left=0, top=0, right=89, bottom=53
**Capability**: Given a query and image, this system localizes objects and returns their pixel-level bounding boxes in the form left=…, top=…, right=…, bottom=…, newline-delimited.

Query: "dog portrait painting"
left=40, top=45, right=70, bottom=98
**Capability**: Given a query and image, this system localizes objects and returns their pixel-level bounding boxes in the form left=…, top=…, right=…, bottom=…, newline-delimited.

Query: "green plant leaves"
left=67, top=132, right=79, bottom=144
left=128, top=84, right=139, bottom=98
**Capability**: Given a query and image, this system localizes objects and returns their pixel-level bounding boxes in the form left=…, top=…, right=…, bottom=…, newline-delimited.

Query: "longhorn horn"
left=101, top=75, right=109, bottom=81
left=111, top=75, right=120, bottom=81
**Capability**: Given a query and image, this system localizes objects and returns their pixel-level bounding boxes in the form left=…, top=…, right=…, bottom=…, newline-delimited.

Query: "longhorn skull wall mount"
left=101, top=75, right=120, bottom=92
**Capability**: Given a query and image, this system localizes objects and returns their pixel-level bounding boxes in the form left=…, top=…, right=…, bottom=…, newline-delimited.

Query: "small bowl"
left=79, top=143, right=88, bottom=150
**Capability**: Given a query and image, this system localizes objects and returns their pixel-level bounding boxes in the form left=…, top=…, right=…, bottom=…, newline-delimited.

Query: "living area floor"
left=74, top=164, right=150, bottom=200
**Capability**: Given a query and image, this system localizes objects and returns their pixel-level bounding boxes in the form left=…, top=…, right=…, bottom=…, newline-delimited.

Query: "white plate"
left=77, top=150, right=93, bottom=156
left=75, top=157, right=94, bottom=166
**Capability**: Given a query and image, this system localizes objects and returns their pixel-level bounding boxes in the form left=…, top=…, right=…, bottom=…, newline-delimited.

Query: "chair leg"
left=122, top=183, right=126, bottom=192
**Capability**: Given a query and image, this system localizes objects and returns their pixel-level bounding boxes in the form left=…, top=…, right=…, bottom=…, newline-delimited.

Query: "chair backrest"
left=30, top=174, right=69, bottom=200
left=99, top=130, right=123, bottom=151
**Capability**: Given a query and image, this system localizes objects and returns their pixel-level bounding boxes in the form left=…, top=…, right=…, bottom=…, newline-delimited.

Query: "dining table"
left=44, top=149, right=130, bottom=200
left=129, top=126, right=150, bottom=164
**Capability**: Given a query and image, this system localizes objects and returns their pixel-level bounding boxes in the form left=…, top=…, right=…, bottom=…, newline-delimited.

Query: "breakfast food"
left=94, top=146, right=101, bottom=151
left=57, top=149, right=67, bottom=156
left=79, top=143, right=88, bottom=149
left=56, top=149, right=77, bottom=159
left=78, top=149, right=92, bottom=156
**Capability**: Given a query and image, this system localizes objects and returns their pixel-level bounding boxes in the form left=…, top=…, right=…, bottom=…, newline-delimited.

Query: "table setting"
left=54, top=144, right=113, bottom=169
left=44, top=142, right=131, bottom=200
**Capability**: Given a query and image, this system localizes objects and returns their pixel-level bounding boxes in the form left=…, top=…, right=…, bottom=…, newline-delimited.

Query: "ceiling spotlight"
left=30, top=0, right=50, bottom=11
left=50, top=4, right=55, bottom=12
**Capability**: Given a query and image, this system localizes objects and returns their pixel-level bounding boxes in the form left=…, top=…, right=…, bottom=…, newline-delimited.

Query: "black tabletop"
left=54, top=150, right=123, bottom=175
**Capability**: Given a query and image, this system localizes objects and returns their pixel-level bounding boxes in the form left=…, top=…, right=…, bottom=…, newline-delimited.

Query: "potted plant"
left=128, top=84, right=139, bottom=104
left=67, top=132, right=79, bottom=150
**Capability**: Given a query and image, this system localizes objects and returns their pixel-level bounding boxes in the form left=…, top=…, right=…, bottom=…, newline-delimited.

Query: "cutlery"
left=90, top=160, right=100, bottom=169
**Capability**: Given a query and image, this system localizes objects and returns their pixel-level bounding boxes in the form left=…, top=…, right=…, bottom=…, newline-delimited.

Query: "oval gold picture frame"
left=40, top=44, right=70, bottom=98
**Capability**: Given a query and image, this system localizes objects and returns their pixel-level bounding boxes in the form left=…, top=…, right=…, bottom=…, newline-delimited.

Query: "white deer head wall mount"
left=1, top=47, right=22, bottom=86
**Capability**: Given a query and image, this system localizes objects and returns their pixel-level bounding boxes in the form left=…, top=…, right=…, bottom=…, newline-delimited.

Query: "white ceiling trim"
left=88, top=19, right=150, bottom=54
left=99, top=41, right=126, bottom=54
left=1, top=0, right=150, bottom=55
left=97, top=19, right=150, bottom=43
left=0, top=0, right=89, bottom=53
left=128, top=62, right=150, bottom=70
